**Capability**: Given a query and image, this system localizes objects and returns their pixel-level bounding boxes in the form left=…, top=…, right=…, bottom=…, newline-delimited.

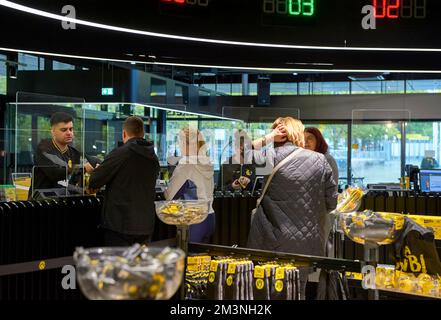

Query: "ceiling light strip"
left=2, top=46, right=441, bottom=74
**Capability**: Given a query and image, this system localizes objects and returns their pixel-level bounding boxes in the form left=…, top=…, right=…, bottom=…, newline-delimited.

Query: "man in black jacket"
left=31, top=112, right=93, bottom=198
left=89, top=116, right=160, bottom=246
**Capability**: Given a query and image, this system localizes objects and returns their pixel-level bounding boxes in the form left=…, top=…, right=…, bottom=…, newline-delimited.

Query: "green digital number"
left=302, top=0, right=314, bottom=16
left=288, top=0, right=301, bottom=15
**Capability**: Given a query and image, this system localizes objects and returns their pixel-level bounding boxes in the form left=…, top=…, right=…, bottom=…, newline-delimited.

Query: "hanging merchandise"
left=339, top=210, right=405, bottom=246
left=394, top=217, right=441, bottom=277
left=223, top=260, right=254, bottom=300
left=333, top=186, right=366, bottom=214
left=206, top=259, right=230, bottom=300
left=186, top=255, right=211, bottom=300
left=188, top=255, right=330, bottom=300
left=253, top=265, right=270, bottom=300
left=316, top=269, right=351, bottom=300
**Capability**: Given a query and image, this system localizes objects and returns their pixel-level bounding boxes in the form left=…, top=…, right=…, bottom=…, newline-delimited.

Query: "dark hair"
left=50, top=112, right=74, bottom=126
left=305, top=127, right=328, bottom=154
left=123, top=116, right=145, bottom=137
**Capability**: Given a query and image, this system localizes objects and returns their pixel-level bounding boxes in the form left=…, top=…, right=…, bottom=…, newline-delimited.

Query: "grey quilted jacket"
left=247, top=142, right=338, bottom=256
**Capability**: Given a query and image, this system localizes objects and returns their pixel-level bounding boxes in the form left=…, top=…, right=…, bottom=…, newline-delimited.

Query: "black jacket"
left=89, top=138, right=160, bottom=235
left=32, top=139, right=81, bottom=192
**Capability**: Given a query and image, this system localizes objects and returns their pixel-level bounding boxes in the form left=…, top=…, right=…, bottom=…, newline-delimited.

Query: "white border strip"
left=8, top=102, right=243, bottom=122
left=2, top=47, right=441, bottom=73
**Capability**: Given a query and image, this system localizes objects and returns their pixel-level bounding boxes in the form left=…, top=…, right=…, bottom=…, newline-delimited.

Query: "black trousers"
left=103, top=229, right=151, bottom=247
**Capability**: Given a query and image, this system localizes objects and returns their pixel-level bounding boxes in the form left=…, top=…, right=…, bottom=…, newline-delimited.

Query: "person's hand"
left=84, top=162, right=94, bottom=174
left=267, top=124, right=287, bottom=143
left=238, top=176, right=251, bottom=188
left=231, top=179, right=242, bottom=190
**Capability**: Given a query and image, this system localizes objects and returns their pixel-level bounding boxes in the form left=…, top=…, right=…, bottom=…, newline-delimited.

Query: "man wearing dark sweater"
left=89, top=116, right=160, bottom=246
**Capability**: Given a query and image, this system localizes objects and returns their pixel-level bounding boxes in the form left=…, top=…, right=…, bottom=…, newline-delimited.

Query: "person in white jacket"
left=164, top=127, right=215, bottom=243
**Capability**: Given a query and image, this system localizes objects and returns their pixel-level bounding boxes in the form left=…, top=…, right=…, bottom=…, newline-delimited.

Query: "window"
left=406, top=80, right=441, bottom=94
left=0, top=54, right=6, bottom=94
left=53, top=60, right=75, bottom=70
left=216, top=83, right=232, bottom=95
left=249, top=83, right=258, bottom=96
left=312, top=82, right=350, bottom=95
left=299, top=82, right=312, bottom=95
left=18, top=53, right=39, bottom=70
left=405, top=122, right=441, bottom=170
left=200, top=83, right=216, bottom=91
left=231, top=83, right=242, bottom=96
left=351, top=123, right=401, bottom=185
left=351, top=81, right=382, bottom=94
left=198, top=120, right=243, bottom=170
left=384, top=80, right=405, bottom=94
left=270, top=83, right=297, bottom=95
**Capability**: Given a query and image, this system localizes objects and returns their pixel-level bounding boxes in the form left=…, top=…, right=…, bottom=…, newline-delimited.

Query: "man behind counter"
left=89, top=116, right=160, bottom=246
left=31, top=112, right=94, bottom=198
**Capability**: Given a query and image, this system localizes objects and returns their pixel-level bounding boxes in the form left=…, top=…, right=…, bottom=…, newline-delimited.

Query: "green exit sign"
left=101, top=88, right=114, bottom=96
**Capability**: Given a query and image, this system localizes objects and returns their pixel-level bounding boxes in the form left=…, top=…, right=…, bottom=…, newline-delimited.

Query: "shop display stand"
left=188, top=243, right=363, bottom=273
left=176, top=225, right=190, bottom=300
left=364, top=244, right=380, bottom=300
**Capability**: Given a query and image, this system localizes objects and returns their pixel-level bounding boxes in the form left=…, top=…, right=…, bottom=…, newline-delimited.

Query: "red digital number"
left=373, top=0, right=386, bottom=18
left=387, top=0, right=400, bottom=18
left=373, top=0, right=401, bottom=19
left=161, top=0, right=185, bottom=3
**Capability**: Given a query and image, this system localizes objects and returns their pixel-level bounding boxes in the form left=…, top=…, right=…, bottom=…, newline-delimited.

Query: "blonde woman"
left=164, top=127, right=215, bottom=243
left=247, top=117, right=337, bottom=298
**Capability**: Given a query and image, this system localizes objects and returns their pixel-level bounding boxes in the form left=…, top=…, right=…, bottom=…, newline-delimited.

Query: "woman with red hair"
left=304, top=127, right=338, bottom=187
left=305, top=127, right=339, bottom=259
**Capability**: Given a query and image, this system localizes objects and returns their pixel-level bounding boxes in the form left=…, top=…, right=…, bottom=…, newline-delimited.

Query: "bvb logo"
left=275, top=280, right=284, bottom=292
left=226, top=275, right=233, bottom=286
left=208, top=272, right=215, bottom=283
left=38, top=261, right=46, bottom=270
left=255, top=279, right=264, bottom=290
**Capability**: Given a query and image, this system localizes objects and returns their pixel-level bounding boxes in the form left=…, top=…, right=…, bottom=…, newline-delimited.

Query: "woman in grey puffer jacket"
left=247, top=117, right=338, bottom=257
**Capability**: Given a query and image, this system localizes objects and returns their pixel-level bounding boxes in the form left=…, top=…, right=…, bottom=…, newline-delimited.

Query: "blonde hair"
left=272, top=117, right=305, bottom=148
left=179, top=127, right=207, bottom=156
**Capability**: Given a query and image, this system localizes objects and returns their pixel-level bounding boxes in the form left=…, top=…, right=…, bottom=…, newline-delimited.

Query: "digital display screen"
left=2, top=0, right=441, bottom=67
left=420, top=170, right=441, bottom=193
left=262, top=0, right=315, bottom=17
left=373, top=0, right=427, bottom=19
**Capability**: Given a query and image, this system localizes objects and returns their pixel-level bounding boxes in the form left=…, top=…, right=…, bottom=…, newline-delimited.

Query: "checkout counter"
left=1, top=102, right=440, bottom=300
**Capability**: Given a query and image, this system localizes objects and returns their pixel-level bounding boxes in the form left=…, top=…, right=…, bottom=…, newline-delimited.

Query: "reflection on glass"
left=351, top=123, right=401, bottom=185
left=151, top=78, right=167, bottom=104
left=305, top=124, right=348, bottom=187
left=175, top=85, right=189, bottom=105
left=405, top=122, right=441, bottom=170
left=0, top=54, right=6, bottom=95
